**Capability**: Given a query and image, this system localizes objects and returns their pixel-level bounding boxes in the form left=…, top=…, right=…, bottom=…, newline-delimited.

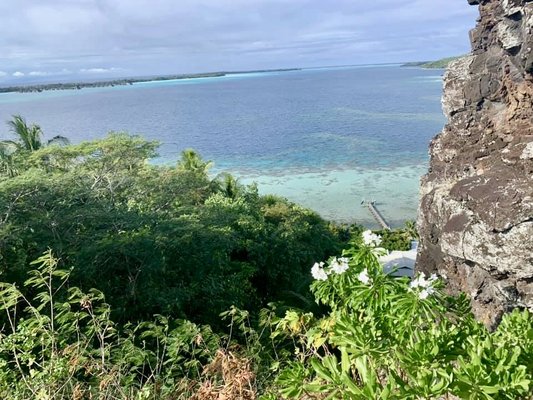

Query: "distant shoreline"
left=0, top=60, right=457, bottom=94
left=401, top=56, right=462, bottom=69
left=0, top=68, right=301, bottom=94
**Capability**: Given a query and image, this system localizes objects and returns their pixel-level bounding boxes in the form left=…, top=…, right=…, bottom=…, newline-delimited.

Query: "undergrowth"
left=0, top=237, right=531, bottom=399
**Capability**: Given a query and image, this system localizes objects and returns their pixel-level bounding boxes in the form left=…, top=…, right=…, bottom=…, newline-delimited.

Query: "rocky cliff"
left=416, top=0, right=533, bottom=327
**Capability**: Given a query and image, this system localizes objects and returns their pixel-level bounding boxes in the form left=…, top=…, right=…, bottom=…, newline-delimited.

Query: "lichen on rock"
left=416, top=0, right=533, bottom=328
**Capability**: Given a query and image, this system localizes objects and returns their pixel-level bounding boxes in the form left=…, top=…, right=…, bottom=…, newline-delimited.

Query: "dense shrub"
left=0, top=252, right=226, bottom=399
left=2, top=122, right=529, bottom=399
left=267, top=234, right=533, bottom=399
left=1, top=243, right=531, bottom=399
left=0, top=133, right=343, bottom=326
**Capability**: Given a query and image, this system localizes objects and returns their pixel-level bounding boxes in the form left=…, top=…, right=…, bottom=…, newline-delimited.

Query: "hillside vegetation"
left=0, top=117, right=531, bottom=399
left=0, top=119, right=348, bottom=327
left=402, top=56, right=463, bottom=69
left=421, top=56, right=463, bottom=69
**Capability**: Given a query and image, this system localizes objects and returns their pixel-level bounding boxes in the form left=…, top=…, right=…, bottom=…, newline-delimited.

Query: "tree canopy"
left=0, top=130, right=344, bottom=326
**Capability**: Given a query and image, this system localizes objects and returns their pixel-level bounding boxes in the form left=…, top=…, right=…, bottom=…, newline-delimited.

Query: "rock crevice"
left=416, top=0, right=533, bottom=327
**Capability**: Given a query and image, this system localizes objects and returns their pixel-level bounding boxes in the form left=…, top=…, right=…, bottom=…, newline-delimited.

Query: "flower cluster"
left=311, top=261, right=328, bottom=281
left=357, top=268, right=371, bottom=285
left=410, top=272, right=438, bottom=300
left=311, top=257, right=350, bottom=281
left=362, top=230, right=382, bottom=247
left=330, top=257, right=350, bottom=274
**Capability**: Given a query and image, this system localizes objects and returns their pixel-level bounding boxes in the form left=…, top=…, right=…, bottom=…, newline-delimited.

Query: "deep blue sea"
left=0, top=65, right=446, bottom=226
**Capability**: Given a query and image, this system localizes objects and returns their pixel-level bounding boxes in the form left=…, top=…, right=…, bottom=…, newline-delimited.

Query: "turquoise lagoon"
left=0, top=65, right=446, bottom=227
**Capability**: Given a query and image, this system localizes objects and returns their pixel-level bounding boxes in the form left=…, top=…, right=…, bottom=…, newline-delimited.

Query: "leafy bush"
left=1, top=121, right=530, bottom=399
left=0, top=241, right=531, bottom=399
left=0, top=251, right=266, bottom=399
left=0, top=133, right=343, bottom=327
left=267, top=236, right=533, bottom=399
left=373, top=220, right=418, bottom=251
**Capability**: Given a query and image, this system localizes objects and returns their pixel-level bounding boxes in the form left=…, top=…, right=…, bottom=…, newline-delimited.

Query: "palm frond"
left=7, top=114, right=43, bottom=151
left=178, top=148, right=212, bottom=173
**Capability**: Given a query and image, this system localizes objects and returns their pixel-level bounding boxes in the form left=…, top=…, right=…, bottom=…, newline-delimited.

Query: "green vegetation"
left=373, top=221, right=418, bottom=251
left=0, top=117, right=530, bottom=399
left=0, top=74, right=225, bottom=93
left=270, top=242, right=533, bottom=399
left=0, top=244, right=530, bottom=399
left=401, top=61, right=430, bottom=67
left=0, top=114, right=69, bottom=177
left=402, top=56, right=464, bottom=69
left=0, top=68, right=300, bottom=94
left=0, top=117, right=346, bottom=328
left=421, top=56, right=463, bottom=69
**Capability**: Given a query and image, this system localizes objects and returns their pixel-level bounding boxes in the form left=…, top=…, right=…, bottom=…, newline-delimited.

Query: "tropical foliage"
left=0, top=126, right=345, bottom=327
left=0, top=115, right=70, bottom=177
left=1, top=118, right=530, bottom=399
left=267, top=237, right=533, bottom=399
left=0, top=244, right=530, bottom=399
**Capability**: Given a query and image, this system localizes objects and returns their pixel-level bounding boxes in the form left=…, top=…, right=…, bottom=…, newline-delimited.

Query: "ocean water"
left=0, top=65, right=446, bottom=227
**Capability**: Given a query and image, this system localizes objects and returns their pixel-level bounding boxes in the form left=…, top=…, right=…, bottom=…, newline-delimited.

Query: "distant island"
left=0, top=68, right=301, bottom=94
left=402, top=56, right=463, bottom=69
left=0, top=61, right=465, bottom=94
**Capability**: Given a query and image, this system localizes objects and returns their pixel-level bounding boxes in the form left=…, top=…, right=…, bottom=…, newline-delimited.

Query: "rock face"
left=416, top=0, right=533, bottom=327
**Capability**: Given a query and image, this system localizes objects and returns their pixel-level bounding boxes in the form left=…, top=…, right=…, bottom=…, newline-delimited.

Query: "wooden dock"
left=362, top=200, right=391, bottom=230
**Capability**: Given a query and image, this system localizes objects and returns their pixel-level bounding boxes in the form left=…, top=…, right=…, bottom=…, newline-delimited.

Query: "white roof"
left=379, top=249, right=417, bottom=277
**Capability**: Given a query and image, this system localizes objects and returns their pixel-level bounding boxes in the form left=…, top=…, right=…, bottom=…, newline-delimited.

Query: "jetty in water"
left=361, top=200, right=391, bottom=230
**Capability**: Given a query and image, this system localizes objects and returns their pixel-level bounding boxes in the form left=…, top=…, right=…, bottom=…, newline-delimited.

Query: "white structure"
left=379, top=241, right=418, bottom=277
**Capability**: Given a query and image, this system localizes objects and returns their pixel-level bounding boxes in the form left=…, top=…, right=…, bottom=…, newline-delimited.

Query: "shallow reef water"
left=0, top=65, right=445, bottom=226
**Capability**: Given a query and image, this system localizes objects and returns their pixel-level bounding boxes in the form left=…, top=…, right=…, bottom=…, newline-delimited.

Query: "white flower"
left=362, top=230, right=382, bottom=247
left=409, top=272, right=427, bottom=289
left=357, top=268, right=371, bottom=285
left=311, top=262, right=328, bottom=281
left=419, top=286, right=435, bottom=300
left=330, top=257, right=349, bottom=274
left=410, top=272, right=438, bottom=300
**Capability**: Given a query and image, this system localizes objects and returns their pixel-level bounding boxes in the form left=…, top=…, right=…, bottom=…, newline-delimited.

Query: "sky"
left=0, top=0, right=479, bottom=85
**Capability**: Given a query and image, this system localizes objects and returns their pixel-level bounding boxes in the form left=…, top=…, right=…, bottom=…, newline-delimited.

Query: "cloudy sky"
left=0, top=0, right=479, bottom=84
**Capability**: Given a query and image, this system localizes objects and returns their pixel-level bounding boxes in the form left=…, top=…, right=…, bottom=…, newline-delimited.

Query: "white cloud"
left=12, top=71, right=24, bottom=77
left=0, top=71, right=7, bottom=77
left=79, top=67, right=121, bottom=74
left=29, top=71, right=49, bottom=76
left=0, top=0, right=479, bottom=79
